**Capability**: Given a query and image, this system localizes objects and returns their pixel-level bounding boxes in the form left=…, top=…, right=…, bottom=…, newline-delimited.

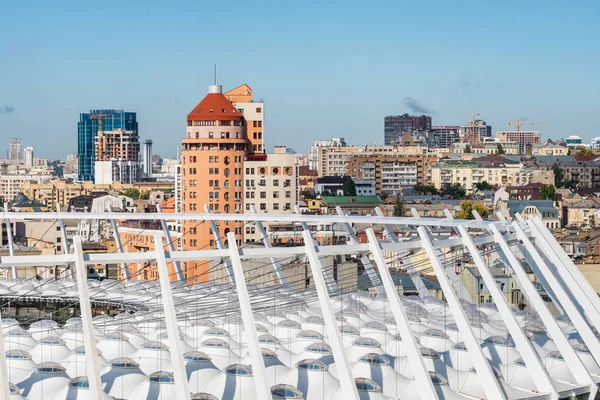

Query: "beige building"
left=431, top=158, right=525, bottom=192
left=244, top=146, right=298, bottom=242
left=317, top=145, right=427, bottom=177
left=496, top=130, right=541, bottom=153
left=1, top=174, right=54, bottom=203
left=20, top=179, right=174, bottom=210
left=532, top=139, right=569, bottom=156
left=496, top=200, right=561, bottom=230
left=472, top=137, right=519, bottom=155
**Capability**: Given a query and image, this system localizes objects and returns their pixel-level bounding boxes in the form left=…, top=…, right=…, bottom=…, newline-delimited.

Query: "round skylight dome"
left=484, top=336, right=512, bottom=346
left=258, top=334, right=280, bottom=344
left=429, top=371, right=448, bottom=385
left=69, top=377, right=90, bottom=389
left=276, top=319, right=301, bottom=329
left=352, top=337, right=381, bottom=348
left=297, top=330, right=323, bottom=339
left=304, top=316, right=324, bottom=324
left=452, top=342, right=468, bottom=351
left=355, top=377, right=382, bottom=392
left=104, top=332, right=129, bottom=341
left=7, top=327, right=31, bottom=337
left=148, top=371, right=175, bottom=383
left=184, top=351, right=212, bottom=362
left=422, top=328, right=449, bottom=339
left=304, top=342, right=331, bottom=354
left=363, top=321, right=387, bottom=331
left=271, top=384, right=303, bottom=399
left=110, top=358, right=140, bottom=368
left=40, top=336, right=66, bottom=346
left=204, top=327, right=230, bottom=337
left=5, top=349, right=32, bottom=359
left=201, top=338, right=230, bottom=348
left=339, top=325, right=360, bottom=335
left=36, top=362, right=66, bottom=374
left=296, top=358, right=328, bottom=371
left=192, top=394, right=219, bottom=400
left=358, top=353, right=390, bottom=365
left=224, top=364, right=253, bottom=376
left=420, top=347, right=440, bottom=359
left=141, top=341, right=169, bottom=350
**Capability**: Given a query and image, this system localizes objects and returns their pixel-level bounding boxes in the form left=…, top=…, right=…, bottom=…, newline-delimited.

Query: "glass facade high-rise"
left=77, top=110, right=137, bottom=181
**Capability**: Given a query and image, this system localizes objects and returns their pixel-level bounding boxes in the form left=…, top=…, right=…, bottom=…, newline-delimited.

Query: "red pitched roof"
left=187, top=93, right=243, bottom=121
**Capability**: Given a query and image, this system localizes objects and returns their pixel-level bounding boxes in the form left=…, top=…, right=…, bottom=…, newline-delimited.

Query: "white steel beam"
left=456, top=225, right=559, bottom=398
left=488, top=222, right=589, bottom=399
left=374, top=207, right=429, bottom=298
left=3, top=204, right=17, bottom=279
left=335, top=206, right=384, bottom=296
left=107, top=206, right=131, bottom=282
left=203, top=205, right=234, bottom=283
left=365, top=228, right=439, bottom=400
left=413, top=208, right=472, bottom=303
left=56, top=204, right=74, bottom=279
left=72, top=236, right=104, bottom=400
left=301, top=229, right=359, bottom=399
left=529, top=216, right=600, bottom=326
left=512, top=221, right=600, bottom=390
left=226, top=232, right=273, bottom=400
left=295, top=206, right=339, bottom=293
left=0, top=210, right=513, bottom=231
left=250, top=204, right=287, bottom=285
left=0, top=309, right=10, bottom=400
left=156, top=204, right=185, bottom=282
left=417, top=226, right=505, bottom=400
left=153, top=234, right=191, bottom=400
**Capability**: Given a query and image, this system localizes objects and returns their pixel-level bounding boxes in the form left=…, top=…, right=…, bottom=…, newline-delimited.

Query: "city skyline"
left=0, top=0, right=598, bottom=159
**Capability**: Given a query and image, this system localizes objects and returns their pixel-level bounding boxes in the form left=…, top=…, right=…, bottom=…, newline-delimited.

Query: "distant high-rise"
left=459, top=120, right=491, bottom=145
left=78, top=110, right=137, bottom=181
left=384, top=114, right=432, bottom=145
left=8, top=140, right=22, bottom=161
left=142, top=140, right=153, bottom=175
left=24, top=147, right=34, bottom=167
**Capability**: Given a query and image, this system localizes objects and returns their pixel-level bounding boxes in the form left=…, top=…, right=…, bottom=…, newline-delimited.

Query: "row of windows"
left=252, top=121, right=263, bottom=128
left=244, top=203, right=292, bottom=211
left=245, top=167, right=293, bottom=175
left=245, top=179, right=292, bottom=187
left=245, top=191, right=292, bottom=199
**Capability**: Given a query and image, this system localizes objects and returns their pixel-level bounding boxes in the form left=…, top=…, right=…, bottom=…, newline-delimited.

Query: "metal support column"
left=365, top=228, right=439, bottom=400
left=0, top=309, right=10, bottom=400
left=512, top=221, right=599, bottom=391
left=456, top=225, right=559, bottom=398
left=417, top=227, right=505, bottom=400
left=295, top=206, right=339, bottom=293
left=4, top=204, right=17, bottom=279
left=413, top=208, right=472, bottom=303
left=153, top=235, right=191, bottom=400
left=73, top=237, right=104, bottom=400
left=489, top=222, right=590, bottom=399
left=203, top=205, right=234, bottom=283
left=56, top=204, right=74, bottom=279
left=335, top=206, right=384, bottom=296
left=107, top=205, right=131, bottom=282
left=374, top=207, right=429, bottom=298
left=529, top=216, right=600, bottom=325
left=250, top=204, right=287, bottom=285
left=156, top=204, right=185, bottom=282
left=226, top=232, right=273, bottom=400
left=301, top=229, right=359, bottom=399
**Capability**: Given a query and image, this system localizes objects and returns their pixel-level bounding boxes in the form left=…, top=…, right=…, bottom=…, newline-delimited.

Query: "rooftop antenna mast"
left=214, top=64, right=217, bottom=85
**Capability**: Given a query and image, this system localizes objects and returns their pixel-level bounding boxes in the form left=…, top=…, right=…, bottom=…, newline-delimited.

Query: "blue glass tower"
left=77, top=110, right=138, bottom=181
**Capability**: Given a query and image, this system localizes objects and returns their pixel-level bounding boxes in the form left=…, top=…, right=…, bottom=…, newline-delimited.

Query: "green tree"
left=320, top=190, right=334, bottom=197
left=465, top=145, right=472, bottom=153
left=122, top=188, right=141, bottom=200
left=343, top=179, right=357, bottom=196
left=475, top=181, right=493, bottom=191
left=539, top=184, right=556, bottom=201
left=552, top=165, right=565, bottom=188
left=441, top=183, right=467, bottom=199
left=140, top=191, right=150, bottom=200
left=576, top=147, right=594, bottom=156
left=413, top=183, right=439, bottom=195
left=393, top=200, right=405, bottom=217
left=300, top=189, right=316, bottom=200
left=496, top=143, right=505, bottom=155
left=456, top=201, right=489, bottom=220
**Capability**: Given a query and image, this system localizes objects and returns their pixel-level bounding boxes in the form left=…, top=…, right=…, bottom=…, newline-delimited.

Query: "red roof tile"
left=187, top=93, right=243, bottom=121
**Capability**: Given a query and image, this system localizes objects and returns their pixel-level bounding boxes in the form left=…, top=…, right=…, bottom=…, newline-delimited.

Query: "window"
left=260, top=203, right=267, bottom=210
left=224, top=180, right=230, bottom=189
left=256, top=107, right=262, bottom=113
left=273, top=203, right=279, bottom=210
left=273, top=192, right=279, bottom=198
left=259, top=179, right=266, bottom=186
left=273, top=180, right=279, bottom=186
left=208, top=132, right=213, bottom=138
left=285, top=191, right=291, bottom=198
left=260, top=192, right=266, bottom=198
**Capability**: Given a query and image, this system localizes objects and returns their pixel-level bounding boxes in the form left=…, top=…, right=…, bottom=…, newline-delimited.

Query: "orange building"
left=181, top=84, right=255, bottom=282
left=225, top=84, right=264, bottom=154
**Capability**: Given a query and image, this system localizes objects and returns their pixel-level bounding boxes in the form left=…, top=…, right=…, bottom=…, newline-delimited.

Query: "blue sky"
left=0, top=0, right=598, bottom=159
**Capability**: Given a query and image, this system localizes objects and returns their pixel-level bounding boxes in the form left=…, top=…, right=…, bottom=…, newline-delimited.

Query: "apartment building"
left=308, top=138, right=347, bottom=171
left=431, top=157, right=525, bottom=192
left=497, top=199, right=561, bottom=230
left=225, top=84, right=265, bottom=154
left=347, top=154, right=437, bottom=195
left=496, top=130, right=540, bottom=153
left=532, top=139, right=569, bottom=156
left=243, top=146, right=298, bottom=243
left=459, top=120, right=491, bottom=145
left=472, top=137, right=519, bottom=155
left=0, top=174, right=54, bottom=203
left=318, top=145, right=427, bottom=177
left=535, top=155, right=600, bottom=188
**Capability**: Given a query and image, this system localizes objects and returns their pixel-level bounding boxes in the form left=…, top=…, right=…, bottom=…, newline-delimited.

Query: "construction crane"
left=456, top=111, right=480, bottom=145
left=507, top=118, right=551, bottom=131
